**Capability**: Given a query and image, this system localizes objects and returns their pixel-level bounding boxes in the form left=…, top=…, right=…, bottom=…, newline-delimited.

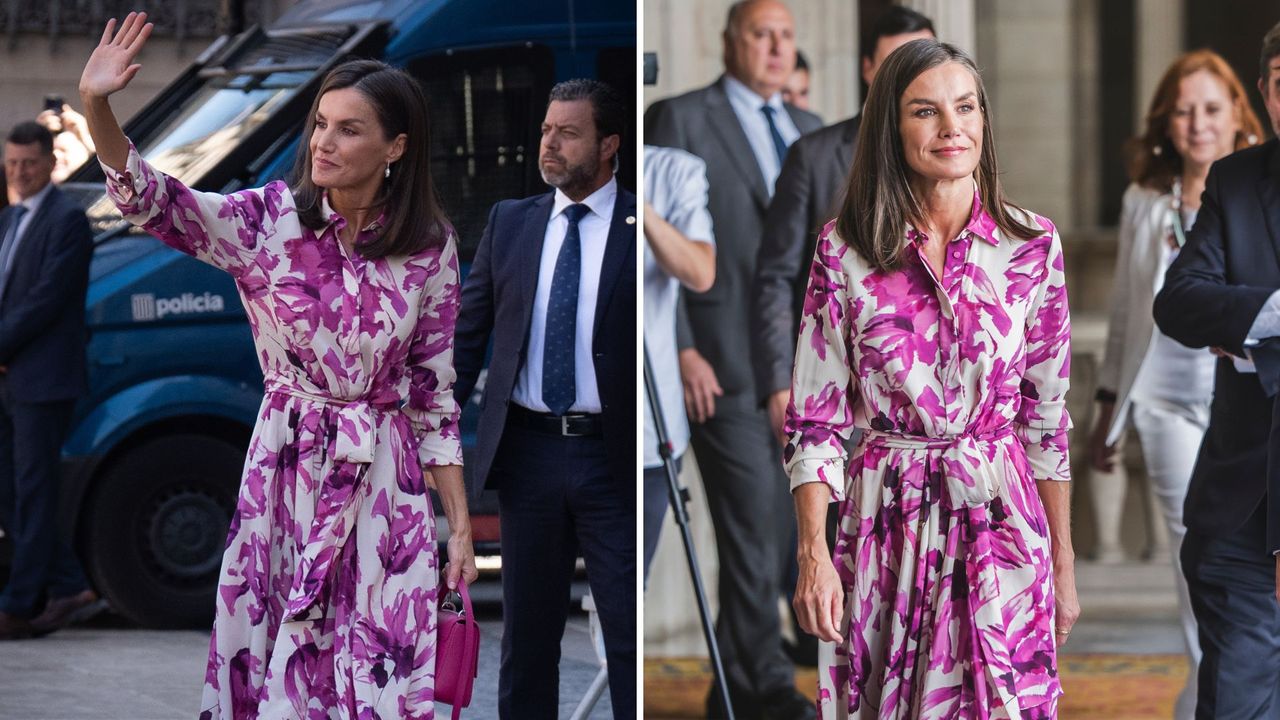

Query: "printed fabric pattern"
left=784, top=192, right=1071, bottom=719
left=104, top=145, right=462, bottom=719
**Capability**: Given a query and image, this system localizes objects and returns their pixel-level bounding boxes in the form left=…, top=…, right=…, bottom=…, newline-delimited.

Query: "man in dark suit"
left=1153, top=22, right=1280, bottom=718
left=454, top=80, right=635, bottom=720
left=752, top=5, right=934, bottom=439
left=0, top=122, right=95, bottom=640
left=644, top=1, right=821, bottom=716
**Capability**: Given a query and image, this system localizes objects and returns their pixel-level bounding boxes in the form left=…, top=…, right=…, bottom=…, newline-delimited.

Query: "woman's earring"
left=1248, top=133, right=1260, bottom=146
left=385, top=162, right=391, bottom=179
left=1152, top=144, right=1163, bottom=157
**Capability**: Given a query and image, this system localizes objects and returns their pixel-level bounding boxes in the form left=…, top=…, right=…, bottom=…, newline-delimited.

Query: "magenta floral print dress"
left=784, top=192, right=1071, bottom=720
left=104, top=145, right=462, bottom=719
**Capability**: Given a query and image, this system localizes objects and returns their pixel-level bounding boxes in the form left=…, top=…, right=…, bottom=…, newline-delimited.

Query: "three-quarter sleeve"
left=102, top=143, right=281, bottom=277
left=783, top=226, right=858, bottom=502
left=1014, top=227, right=1072, bottom=483
left=403, top=234, right=464, bottom=467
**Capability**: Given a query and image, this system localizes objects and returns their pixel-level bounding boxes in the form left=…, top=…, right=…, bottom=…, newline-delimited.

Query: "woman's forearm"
left=78, top=94, right=129, bottom=173
left=430, top=464, right=472, bottom=541
left=794, top=482, right=833, bottom=559
left=1037, top=479, right=1075, bottom=563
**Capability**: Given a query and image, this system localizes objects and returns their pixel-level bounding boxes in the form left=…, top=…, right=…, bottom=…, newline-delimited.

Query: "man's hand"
left=679, top=347, right=722, bottom=423
left=1089, top=400, right=1118, bottom=473
left=767, top=389, right=789, bottom=445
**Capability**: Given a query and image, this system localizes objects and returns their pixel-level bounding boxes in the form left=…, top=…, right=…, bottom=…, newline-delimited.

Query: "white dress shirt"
left=512, top=177, right=617, bottom=414
left=643, top=146, right=715, bottom=468
left=722, top=74, right=801, bottom=196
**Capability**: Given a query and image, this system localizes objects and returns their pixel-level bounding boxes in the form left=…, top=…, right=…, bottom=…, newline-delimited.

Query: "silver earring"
left=384, top=163, right=391, bottom=178
left=1152, top=144, right=1163, bottom=157
left=1248, top=133, right=1260, bottom=146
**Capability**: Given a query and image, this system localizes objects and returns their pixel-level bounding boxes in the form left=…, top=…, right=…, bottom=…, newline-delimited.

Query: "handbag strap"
left=449, top=577, right=476, bottom=720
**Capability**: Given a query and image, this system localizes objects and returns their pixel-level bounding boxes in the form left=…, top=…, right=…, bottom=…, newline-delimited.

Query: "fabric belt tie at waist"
left=862, top=427, right=1014, bottom=508
left=266, top=386, right=399, bottom=464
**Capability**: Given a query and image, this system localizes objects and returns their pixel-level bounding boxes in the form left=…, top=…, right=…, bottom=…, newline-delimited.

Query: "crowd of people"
left=645, top=1, right=1280, bottom=719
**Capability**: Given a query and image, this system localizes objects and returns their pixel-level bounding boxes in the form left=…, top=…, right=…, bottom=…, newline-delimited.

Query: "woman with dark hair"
left=788, top=38, right=1076, bottom=718
left=1089, top=49, right=1264, bottom=720
left=79, top=13, right=476, bottom=718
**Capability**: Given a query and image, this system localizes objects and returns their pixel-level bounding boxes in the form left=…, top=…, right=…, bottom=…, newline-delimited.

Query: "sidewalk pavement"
left=0, top=577, right=614, bottom=719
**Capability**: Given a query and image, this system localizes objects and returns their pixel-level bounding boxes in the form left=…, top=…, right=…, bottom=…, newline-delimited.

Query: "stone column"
left=1134, top=0, right=1184, bottom=132
left=899, top=0, right=975, bottom=55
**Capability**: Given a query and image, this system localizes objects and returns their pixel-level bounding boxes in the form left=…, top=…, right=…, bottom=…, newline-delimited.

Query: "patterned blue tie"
left=761, top=105, right=789, bottom=165
left=542, top=203, right=590, bottom=415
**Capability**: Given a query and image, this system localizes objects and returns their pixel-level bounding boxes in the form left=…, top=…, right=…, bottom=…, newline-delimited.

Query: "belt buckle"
left=560, top=415, right=576, bottom=437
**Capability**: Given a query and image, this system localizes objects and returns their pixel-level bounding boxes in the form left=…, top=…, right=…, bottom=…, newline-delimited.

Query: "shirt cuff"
left=787, top=457, right=846, bottom=502
left=1246, top=289, right=1280, bottom=342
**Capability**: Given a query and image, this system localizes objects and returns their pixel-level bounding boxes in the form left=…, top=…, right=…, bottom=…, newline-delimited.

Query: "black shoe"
left=759, top=687, right=816, bottom=720
left=705, top=683, right=761, bottom=720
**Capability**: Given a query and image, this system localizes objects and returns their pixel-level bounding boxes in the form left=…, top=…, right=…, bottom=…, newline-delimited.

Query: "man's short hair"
left=1262, top=21, right=1280, bottom=89
left=6, top=121, right=53, bottom=155
left=862, top=5, right=935, bottom=61
left=795, top=49, right=811, bottom=73
left=548, top=79, right=626, bottom=141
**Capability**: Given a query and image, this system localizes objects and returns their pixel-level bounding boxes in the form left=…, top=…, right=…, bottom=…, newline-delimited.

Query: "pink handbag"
left=435, top=578, right=479, bottom=719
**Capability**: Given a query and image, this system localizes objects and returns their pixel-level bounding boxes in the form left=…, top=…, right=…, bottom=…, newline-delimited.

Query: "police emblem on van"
left=131, top=292, right=226, bottom=321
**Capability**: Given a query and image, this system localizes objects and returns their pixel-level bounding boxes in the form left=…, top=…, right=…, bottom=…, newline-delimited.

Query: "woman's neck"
left=912, top=176, right=974, bottom=242
left=1180, top=165, right=1209, bottom=211
left=328, top=184, right=380, bottom=244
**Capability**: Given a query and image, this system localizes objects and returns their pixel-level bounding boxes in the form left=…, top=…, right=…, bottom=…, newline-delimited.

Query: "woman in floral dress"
left=787, top=40, right=1079, bottom=719
left=79, top=13, right=478, bottom=718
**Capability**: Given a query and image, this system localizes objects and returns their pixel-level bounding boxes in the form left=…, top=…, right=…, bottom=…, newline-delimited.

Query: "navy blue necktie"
left=542, top=203, right=590, bottom=415
left=761, top=105, right=789, bottom=165
left=0, top=205, right=29, bottom=300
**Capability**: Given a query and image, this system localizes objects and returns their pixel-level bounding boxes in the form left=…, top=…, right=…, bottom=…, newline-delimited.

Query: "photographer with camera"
left=36, top=97, right=96, bottom=184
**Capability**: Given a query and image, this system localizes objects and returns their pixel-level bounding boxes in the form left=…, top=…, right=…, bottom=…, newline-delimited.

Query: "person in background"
left=644, top=1, right=822, bottom=716
left=1091, top=49, right=1263, bottom=720
left=1154, top=21, right=1280, bottom=718
left=454, top=79, right=636, bottom=719
left=36, top=103, right=96, bottom=184
left=0, top=120, right=96, bottom=641
left=782, top=50, right=813, bottom=113
left=642, top=144, right=715, bottom=581
left=789, top=39, right=1078, bottom=718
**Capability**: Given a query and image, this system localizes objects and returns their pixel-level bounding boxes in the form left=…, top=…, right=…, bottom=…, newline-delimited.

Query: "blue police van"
left=27, top=0, right=634, bottom=628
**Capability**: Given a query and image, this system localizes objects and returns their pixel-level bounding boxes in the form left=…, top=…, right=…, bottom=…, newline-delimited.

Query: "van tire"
left=85, top=433, right=242, bottom=628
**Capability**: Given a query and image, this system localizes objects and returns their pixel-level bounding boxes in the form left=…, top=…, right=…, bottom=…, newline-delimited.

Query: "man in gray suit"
left=752, top=6, right=934, bottom=439
left=644, top=1, right=821, bottom=717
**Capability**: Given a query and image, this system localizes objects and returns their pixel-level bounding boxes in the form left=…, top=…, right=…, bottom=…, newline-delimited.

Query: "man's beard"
left=540, top=149, right=600, bottom=197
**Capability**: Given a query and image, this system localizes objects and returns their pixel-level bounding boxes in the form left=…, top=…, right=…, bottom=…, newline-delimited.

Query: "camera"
left=43, top=94, right=64, bottom=113
left=644, top=52, right=658, bottom=86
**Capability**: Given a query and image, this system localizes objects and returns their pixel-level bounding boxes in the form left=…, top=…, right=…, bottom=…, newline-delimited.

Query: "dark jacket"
left=0, top=184, right=93, bottom=403
left=644, top=77, right=822, bottom=399
left=453, top=186, right=637, bottom=499
left=751, top=114, right=860, bottom=402
left=1153, top=139, right=1280, bottom=549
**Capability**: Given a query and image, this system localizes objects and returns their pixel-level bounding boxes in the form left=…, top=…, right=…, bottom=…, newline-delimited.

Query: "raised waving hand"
left=80, top=12, right=153, bottom=99
left=79, top=13, right=154, bottom=173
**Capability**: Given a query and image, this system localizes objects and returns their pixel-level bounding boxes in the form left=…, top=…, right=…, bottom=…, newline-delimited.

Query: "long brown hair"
left=835, top=39, right=1040, bottom=272
left=291, top=59, right=449, bottom=258
left=1127, top=49, right=1265, bottom=192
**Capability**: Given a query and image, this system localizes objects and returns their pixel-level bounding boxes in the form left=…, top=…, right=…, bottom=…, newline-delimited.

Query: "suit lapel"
left=518, top=193, right=555, bottom=334
left=593, top=187, right=635, bottom=337
left=1260, top=142, right=1280, bottom=274
left=837, top=114, right=860, bottom=172
left=705, top=79, right=769, bottom=211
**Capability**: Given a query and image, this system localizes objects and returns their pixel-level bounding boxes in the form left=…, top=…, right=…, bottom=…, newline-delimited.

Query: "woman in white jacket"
left=1091, top=49, right=1264, bottom=720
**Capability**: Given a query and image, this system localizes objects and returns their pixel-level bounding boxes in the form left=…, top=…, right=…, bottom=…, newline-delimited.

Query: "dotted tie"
left=761, top=105, right=789, bottom=165
left=542, top=203, right=590, bottom=415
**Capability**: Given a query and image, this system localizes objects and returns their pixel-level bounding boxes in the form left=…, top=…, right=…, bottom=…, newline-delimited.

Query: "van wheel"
left=85, top=434, right=242, bottom=628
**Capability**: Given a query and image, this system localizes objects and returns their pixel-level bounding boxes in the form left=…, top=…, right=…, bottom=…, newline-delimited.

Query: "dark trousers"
left=642, top=456, right=681, bottom=584
left=0, top=384, right=85, bottom=617
left=493, top=421, right=635, bottom=720
left=1182, top=501, right=1280, bottom=719
left=689, top=395, right=796, bottom=703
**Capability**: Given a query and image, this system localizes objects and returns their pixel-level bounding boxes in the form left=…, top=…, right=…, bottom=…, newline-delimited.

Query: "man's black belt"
left=507, top=403, right=602, bottom=437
